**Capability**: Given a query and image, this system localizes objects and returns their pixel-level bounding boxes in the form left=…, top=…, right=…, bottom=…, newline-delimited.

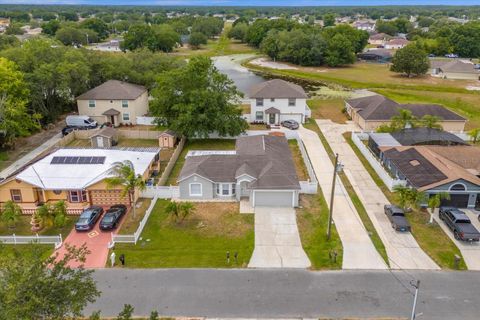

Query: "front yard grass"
left=297, top=193, right=343, bottom=270
left=343, top=132, right=467, bottom=270
left=165, top=139, right=236, bottom=185
left=307, top=98, right=348, bottom=124
left=288, top=140, right=308, bottom=181
left=111, top=200, right=254, bottom=268
left=118, top=198, right=152, bottom=235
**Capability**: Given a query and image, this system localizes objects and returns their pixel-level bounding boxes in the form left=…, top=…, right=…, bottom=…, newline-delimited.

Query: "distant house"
left=353, top=20, right=376, bottom=32
left=430, top=60, right=480, bottom=80
left=368, top=33, right=391, bottom=46
left=345, top=94, right=466, bottom=132
left=0, top=148, right=160, bottom=214
left=357, top=49, right=393, bottom=63
left=177, top=135, right=300, bottom=207
left=380, top=145, right=480, bottom=208
left=384, top=38, right=409, bottom=50
left=247, top=79, right=310, bottom=125
left=0, top=18, right=10, bottom=33
left=76, top=80, right=149, bottom=126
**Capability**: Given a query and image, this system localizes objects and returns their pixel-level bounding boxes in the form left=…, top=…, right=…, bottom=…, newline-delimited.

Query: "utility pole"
left=410, top=280, right=421, bottom=320
left=327, top=153, right=341, bottom=240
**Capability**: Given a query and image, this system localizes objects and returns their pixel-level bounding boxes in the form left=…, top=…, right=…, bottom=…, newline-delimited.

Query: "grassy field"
left=111, top=199, right=254, bottom=268
left=288, top=140, right=309, bottom=181
left=165, top=139, right=236, bottom=185
left=343, top=132, right=467, bottom=270
left=297, top=192, right=343, bottom=270
left=305, top=120, right=389, bottom=265
left=307, top=98, right=348, bottom=124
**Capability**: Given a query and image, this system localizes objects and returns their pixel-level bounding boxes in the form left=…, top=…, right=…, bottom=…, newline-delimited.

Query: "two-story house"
left=76, top=80, right=148, bottom=126
left=248, top=79, right=310, bottom=125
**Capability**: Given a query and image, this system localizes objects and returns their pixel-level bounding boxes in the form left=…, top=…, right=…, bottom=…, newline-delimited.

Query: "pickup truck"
left=439, top=207, right=480, bottom=242
left=384, top=205, right=411, bottom=232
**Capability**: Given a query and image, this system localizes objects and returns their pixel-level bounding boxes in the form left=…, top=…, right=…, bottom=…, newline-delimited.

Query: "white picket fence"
left=110, top=195, right=158, bottom=246
left=351, top=132, right=406, bottom=191
left=0, top=234, right=63, bottom=249
left=140, top=186, right=180, bottom=199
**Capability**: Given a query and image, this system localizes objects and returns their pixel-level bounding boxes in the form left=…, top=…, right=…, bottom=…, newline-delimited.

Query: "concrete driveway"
left=317, top=119, right=439, bottom=270
left=434, top=210, right=480, bottom=270
left=248, top=206, right=310, bottom=268
left=298, top=126, right=387, bottom=270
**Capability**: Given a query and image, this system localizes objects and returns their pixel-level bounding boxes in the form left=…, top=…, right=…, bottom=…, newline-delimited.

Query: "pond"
left=213, top=54, right=325, bottom=97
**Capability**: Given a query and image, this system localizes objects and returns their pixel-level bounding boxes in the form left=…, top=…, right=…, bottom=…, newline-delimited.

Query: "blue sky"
left=1, top=0, right=480, bottom=5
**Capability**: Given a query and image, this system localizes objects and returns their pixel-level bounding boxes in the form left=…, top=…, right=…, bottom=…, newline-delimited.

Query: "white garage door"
left=254, top=191, right=294, bottom=207
left=280, top=114, right=303, bottom=124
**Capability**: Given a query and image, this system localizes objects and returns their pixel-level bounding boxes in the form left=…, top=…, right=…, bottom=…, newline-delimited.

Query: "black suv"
left=439, top=207, right=480, bottom=242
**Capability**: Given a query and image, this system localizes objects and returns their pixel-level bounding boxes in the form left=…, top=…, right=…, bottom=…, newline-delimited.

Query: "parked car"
left=65, top=115, right=98, bottom=128
left=75, top=206, right=104, bottom=231
left=61, top=125, right=90, bottom=136
left=99, top=204, right=127, bottom=230
left=439, top=207, right=480, bottom=242
left=445, top=53, right=459, bottom=58
left=428, top=54, right=436, bottom=58
left=384, top=205, right=411, bottom=232
left=281, top=119, right=299, bottom=130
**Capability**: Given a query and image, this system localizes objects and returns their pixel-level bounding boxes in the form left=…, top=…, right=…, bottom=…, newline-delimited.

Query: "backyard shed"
left=158, top=130, right=179, bottom=148
left=90, top=127, right=118, bottom=148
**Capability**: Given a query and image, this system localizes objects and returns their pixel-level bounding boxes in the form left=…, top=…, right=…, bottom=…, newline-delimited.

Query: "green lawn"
left=297, top=193, right=343, bottom=270
left=343, top=132, right=467, bottom=270
left=165, top=139, right=236, bottom=185
left=307, top=98, right=348, bottom=124
left=111, top=200, right=254, bottom=268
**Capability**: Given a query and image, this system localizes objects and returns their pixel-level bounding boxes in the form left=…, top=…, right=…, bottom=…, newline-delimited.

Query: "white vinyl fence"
left=295, top=136, right=318, bottom=194
left=0, top=234, right=63, bottom=249
left=351, top=132, right=406, bottom=191
left=110, top=195, right=158, bottom=246
left=140, top=186, right=179, bottom=198
left=136, top=116, right=156, bottom=125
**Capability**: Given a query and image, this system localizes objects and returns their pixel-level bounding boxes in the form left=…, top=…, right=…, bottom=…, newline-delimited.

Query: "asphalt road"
left=87, top=269, right=480, bottom=319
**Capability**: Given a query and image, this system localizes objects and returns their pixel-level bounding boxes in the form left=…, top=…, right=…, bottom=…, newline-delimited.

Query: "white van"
left=65, top=115, right=98, bottom=128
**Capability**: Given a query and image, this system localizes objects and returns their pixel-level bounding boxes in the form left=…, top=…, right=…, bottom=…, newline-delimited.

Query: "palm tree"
left=166, top=201, right=195, bottom=224
left=105, top=160, right=146, bottom=219
left=165, top=201, right=180, bottom=223
left=468, top=128, right=480, bottom=144
left=391, top=109, right=416, bottom=130
left=427, top=192, right=450, bottom=224
left=1, top=200, right=22, bottom=229
left=393, top=185, right=410, bottom=210
left=180, top=202, right=195, bottom=222
left=420, top=115, right=442, bottom=129
left=393, top=185, right=426, bottom=211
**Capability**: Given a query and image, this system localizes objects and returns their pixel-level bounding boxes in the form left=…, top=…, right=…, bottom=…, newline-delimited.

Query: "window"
left=10, top=189, right=22, bottom=202
left=122, top=100, right=128, bottom=108
left=255, top=111, right=263, bottom=121
left=215, top=183, right=236, bottom=196
left=232, top=183, right=236, bottom=195
left=88, top=100, right=95, bottom=108
left=450, top=184, right=466, bottom=191
left=189, top=183, right=202, bottom=196
left=69, top=190, right=87, bottom=203
left=270, top=98, right=275, bottom=102
left=256, top=98, right=264, bottom=107
left=122, top=113, right=130, bottom=121
left=288, top=98, right=296, bottom=106
left=222, top=184, right=229, bottom=195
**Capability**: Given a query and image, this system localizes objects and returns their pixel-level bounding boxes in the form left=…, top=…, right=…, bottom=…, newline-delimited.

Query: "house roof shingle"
left=390, top=128, right=468, bottom=146
left=178, top=135, right=300, bottom=190
left=249, top=79, right=307, bottom=99
left=431, top=60, right=478, bottom=74
left=76, top=80, right=147, bottom=100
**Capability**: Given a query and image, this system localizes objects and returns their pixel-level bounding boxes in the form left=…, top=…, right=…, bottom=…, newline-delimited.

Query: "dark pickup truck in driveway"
left=439, top=207, right=480, bottom=242
left=384, top=205, right=411, bottom=232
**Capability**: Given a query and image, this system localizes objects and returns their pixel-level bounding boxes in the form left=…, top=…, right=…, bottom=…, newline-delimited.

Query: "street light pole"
left=327, top=153, right=340, bottom=240
left=410, top=280, right=421, bottom=320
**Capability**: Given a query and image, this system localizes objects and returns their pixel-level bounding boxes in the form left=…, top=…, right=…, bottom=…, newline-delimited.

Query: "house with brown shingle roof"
left=76, top=80, right=148, bottom=126
left=384, top=38, right=409, bottom=49
left=247, top=79, right=310, bottom=125
left=177, top=135, right=300, bottom=207
left=380, top=145, right=480, bottom=208
left=345, top=94, right=466, bottom=132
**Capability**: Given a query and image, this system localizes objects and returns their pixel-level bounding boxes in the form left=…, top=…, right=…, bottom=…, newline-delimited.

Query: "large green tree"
left=390, top=44, right=429, bottom=77
left=0, top=244, right=100, bottom=319
left=325, top=33, right=356, bottom=67
left=150, top=56, right=248, bottom=138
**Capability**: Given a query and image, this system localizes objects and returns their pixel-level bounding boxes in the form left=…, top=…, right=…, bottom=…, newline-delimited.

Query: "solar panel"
left=50, top=156, right=106, bottom=165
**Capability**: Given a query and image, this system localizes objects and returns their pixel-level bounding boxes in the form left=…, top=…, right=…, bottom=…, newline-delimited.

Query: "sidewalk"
left=317, top=119, right=439, bottom=270
left=298, top=126, right=387, bottom=270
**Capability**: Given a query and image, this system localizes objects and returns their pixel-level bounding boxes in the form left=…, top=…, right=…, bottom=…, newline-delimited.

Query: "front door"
left=269, top=113, right=276, bottom=125
left=97, top=136, right=104, bottom=148
left=34, top=188, right=45, bottom=204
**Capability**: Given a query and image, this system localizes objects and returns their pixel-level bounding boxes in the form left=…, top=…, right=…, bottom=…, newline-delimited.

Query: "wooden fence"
left=157, top=137, right=186, bottom=186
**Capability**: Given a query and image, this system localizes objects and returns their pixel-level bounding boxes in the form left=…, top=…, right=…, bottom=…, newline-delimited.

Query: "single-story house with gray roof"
left=345, top=94, right=467, bottom=132
left=177, top=135, right=300, bottom=207
left=430, top=60, right=480, bottom=80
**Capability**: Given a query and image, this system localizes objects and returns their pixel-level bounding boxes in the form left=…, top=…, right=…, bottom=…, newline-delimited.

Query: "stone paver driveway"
left=298, top=126, right=387, bottom=270
left=317, top=119, right=439, bottom=270
left=434, top=210, right=480, bottom=270
left=249, top=206, right=310, bottom=268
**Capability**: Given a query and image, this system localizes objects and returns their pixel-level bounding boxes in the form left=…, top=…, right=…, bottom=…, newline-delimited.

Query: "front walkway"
left=249, top=207, right=310, bottom=268
left=434, top=210, right=480, bottom=270
left=317, top=119, right=439, bottom=270
left=298, top=126, right=387, bottom=270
